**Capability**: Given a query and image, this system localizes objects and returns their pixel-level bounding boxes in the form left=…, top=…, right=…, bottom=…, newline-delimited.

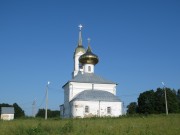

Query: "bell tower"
left=72, top=24, right=86, bottom=78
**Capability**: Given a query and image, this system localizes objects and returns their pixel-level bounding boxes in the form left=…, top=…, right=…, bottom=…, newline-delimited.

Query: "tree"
left=177, top=89, right=180, bottom=112
left=137, top=88, right=179, bottom=114
left=154, top=88, right=179, bottom=113
left=13, top=103, right=25, bottom=118
left=36, top=109, right=45, bottom=118
left=165, top=88, right=179, bottom=113
left=36, top=108, right=60, bottom=118
left=50, top=110, right=60, bottom=118
left=177, top=89, right=180, bottom=100
left=127, top=102, right=138, bottom=114
left=137, top=90, right=155, bottom=114
left=154, top=88, right=165, bottom=113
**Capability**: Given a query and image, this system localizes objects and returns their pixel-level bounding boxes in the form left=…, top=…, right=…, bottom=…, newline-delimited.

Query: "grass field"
left=0, top=114, right=180, bottom=135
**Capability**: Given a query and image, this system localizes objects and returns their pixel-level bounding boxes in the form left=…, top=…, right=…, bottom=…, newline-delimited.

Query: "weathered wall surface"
left=71, top=100, right=122, bottom=118
left=1, top=114, right=14, bottom=120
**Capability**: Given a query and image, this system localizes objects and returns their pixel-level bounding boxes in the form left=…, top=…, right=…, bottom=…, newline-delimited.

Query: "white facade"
left=73, top=51, right=85, bottom=77
left=1, top=114, right=14, bottom=120
left=71, top=101, right=122, bottom=118
left=67, top=82, right=117, bottom=101
left=62, top=81, right=119, bottom=118
left=83, top=64, right=94, bottom=73
left=61, top=25, right=122, bottom=118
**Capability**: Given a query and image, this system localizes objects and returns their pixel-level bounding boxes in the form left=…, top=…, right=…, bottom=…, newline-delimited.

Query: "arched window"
left=85, top=106, right=89, bottom=113
left=88, top=66, right=91, bottom=72
left=107, top=107, right=111, bottom=114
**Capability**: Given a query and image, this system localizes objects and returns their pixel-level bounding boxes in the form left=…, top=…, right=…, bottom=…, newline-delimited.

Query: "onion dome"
left=75, top=45, right=86, bottom=54
left=79, top=45, right=99, bottom=65
left=74, top=24, right=86, bottom=54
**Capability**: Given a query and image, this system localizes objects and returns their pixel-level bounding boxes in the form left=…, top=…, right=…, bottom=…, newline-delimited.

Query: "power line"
left=32, top=100, right=36, bottom=117
left=48, top=87, right=63, bottom=93
left=37, top=90, right=46, bottom=108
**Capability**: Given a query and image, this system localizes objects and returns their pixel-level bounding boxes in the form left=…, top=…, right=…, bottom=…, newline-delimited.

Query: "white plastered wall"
left=69, top=82, right=117, bottom=101
left=1, top=114, right=14, bottom=120
left=73, top=51, right=85, bottom=77
left=71, top=100, right=122, bottom=118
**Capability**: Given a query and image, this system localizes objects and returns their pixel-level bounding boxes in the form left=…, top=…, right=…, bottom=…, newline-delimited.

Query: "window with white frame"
left=107, top=107, right=111, bottom=114
left=85, top=106, right=89, bottom=113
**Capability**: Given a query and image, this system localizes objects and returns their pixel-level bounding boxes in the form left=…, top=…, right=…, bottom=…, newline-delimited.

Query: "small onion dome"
left=75, top=24, right=86, bottom=55
left=79, top=46, right=99, bottom=65
left=75, top=45, right=86, bottom=54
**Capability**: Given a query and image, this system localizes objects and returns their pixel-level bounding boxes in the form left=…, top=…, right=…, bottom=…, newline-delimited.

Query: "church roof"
left=71, top=90, right=121, bottom=102
left=70, top=72, right=116, bottom=84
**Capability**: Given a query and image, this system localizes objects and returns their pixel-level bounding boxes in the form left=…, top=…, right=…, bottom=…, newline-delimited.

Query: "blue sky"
left=0, top=0, right=180, bottom=116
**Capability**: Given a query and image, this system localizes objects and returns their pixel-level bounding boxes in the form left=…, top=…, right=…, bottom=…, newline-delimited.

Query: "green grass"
left=0, top=114, right=180, bottom=135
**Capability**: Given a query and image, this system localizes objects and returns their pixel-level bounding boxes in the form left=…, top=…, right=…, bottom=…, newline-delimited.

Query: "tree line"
left=127, top=88, right=180, bottom=114
left=0, top=103, right=60, bottom=118
left=36, top=109, right=60, bottom=118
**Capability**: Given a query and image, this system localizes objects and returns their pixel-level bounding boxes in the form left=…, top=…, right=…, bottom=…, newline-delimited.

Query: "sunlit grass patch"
left=0, top=114, right=179, bottom=135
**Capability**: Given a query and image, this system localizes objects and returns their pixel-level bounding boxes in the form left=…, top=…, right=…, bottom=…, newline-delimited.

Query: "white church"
left=60, top=25, right=123, bottom=118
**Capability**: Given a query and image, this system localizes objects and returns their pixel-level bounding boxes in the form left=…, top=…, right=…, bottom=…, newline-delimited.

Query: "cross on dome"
left=87, top=38, right=91, bottom=45
left=78, top=24, right=83, bottom=30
